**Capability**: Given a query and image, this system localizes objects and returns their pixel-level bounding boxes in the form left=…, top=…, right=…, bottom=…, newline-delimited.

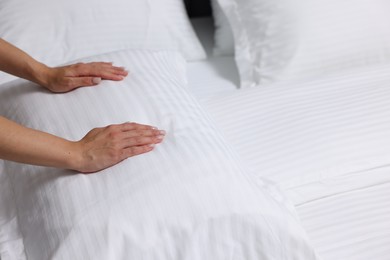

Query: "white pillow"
left=0, top=50, right=319, bottom=260
left=217, top=0, right=390, bottom=88
left=211, top=0, right=235, bottom=56
left=0, top=0, right=206, bottom=84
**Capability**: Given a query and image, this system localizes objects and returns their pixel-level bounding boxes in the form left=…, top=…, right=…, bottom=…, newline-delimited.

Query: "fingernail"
left=93, top=77, right=101, bottom=84
left=157, top=135, right=164, bottom=140
left=148, top=144, right=155, bottom=148
left=159, top=130, right=166, bottom=135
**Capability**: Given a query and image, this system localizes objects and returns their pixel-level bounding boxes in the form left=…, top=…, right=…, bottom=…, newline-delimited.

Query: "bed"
left=0, top=0, right=389, bottom=259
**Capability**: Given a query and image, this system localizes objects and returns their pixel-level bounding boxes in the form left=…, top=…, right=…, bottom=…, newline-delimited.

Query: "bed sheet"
left=297, top=177, right=390, bottom=260
left=201, top=62, right=390, bottom=260
left=188, top=18, right=239, bottom=101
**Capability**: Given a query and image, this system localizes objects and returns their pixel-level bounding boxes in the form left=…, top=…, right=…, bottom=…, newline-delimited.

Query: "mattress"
left=189, top=17, right=390, bottom=260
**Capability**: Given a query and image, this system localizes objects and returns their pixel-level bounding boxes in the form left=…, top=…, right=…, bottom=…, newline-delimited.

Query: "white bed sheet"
left=188, top=18, right=239, bottom=101
left=196, top=61, right=390, bottom=260
left=297, top=171, right=390, bottom=260
left=187, top=19, right=390, bottom=259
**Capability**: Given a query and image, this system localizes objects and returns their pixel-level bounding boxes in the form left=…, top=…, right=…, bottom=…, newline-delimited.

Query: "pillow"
left=0, top=50, right=319, bottom=260
left=211, top=0, right=235, bottom=56
left=0, top=0, right=206, bottom=84
left=217, top=0, right=390, bottom=88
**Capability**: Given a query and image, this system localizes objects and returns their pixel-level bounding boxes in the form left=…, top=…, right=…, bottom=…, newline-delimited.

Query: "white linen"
left=217, top=0, right=390, bottom=87
left=210, top=0, right=234, bottom=56
left=204, top=63, right=390, bottom=202
left=188, top=18, right=239, bottom=100
left=187, top=56, right=239, bottom=101
left=0, top=0, right=206, bottom=84
left=297, top=178, right=390, bottom=260
left=203, top=62, right=390, bottom=260
left=0, top=50, right=318, bottom=260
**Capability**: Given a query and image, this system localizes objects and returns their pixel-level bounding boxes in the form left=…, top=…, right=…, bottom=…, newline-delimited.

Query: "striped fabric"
left=204, top=63, right=390, bottom=260
left=297, top=179, right=390, bottom=260
left=204, top=63, right=390, bottom=196
left=0, top=50, right=318, bottom=260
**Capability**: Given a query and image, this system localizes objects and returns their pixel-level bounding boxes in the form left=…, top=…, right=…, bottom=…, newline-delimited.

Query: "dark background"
left=184, top=0, right=212, bottom=17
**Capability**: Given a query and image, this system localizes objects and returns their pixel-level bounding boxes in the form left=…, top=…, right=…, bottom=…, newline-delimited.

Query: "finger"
left=122, top=144, right=156, bottom=159
left=73, top=62, right=128, bottom=79
left=69, top=76, right=101, bottom=88
left=120, top=122, right=159, bottom=132
left=123, top=136, right=164, bottom=148
left=99, top=68, right=128, bottom=81
left=125, top=129, right=165, bottom=138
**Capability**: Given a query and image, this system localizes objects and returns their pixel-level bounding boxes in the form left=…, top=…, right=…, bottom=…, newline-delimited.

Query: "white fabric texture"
left=204, top=63, right=390, bottom=203
left=187, top=56, right=238, bottom=101
left=217, top=0, right=390, bottom=87
left=297, top=178, right=390, bottom=260
left=211, top=0, right=234, bottom=56
left=203, top=62, right=390, bottom=259
left=0, top=0, right=206, bottom=84
left=0, top=50, right=318, bottom=260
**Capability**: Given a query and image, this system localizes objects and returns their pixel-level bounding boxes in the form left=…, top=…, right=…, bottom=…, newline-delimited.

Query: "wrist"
left=29, top=62, right=52, bottom=88
left=64, top=141, right=84, bottom=172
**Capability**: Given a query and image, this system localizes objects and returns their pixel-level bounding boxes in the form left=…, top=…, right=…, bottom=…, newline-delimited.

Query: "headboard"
left=184, top=0, right=212, bottom=18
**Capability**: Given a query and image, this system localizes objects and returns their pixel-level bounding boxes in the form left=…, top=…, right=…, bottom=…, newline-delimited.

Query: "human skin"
left=0, top=38, right=165, bottom=173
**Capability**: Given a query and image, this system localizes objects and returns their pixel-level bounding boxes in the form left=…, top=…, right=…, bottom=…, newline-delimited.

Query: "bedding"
left=201, top=61, right=390, bottom=260
left=187, top=17, right=238, bottom=100
left=216, top=0, right=390, bottom=87
left=0, top=0, right=206, bottom=85
left=204, top=63, right=390, bottom=202
left=1, top=1, right=390, bottom=258
left=297, top=178, right=390, bottom=260
left=210, top=0, right=234, bottom=56
left=0, top=50, right=318, bottom=260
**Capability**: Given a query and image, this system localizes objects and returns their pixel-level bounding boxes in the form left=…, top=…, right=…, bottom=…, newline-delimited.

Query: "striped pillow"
left=0, top=50, right=318, bottom=260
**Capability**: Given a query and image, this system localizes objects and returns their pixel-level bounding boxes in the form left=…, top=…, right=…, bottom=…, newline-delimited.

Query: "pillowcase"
left=0, top=50, right=319, bottom=260
left=217, top=0, right=390, bottom=88
left=0, top=0, right=206, bottom=84
left=211, top=0, right=235, bottom=56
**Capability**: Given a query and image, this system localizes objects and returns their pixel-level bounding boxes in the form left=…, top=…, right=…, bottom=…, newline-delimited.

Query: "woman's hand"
left=42, top=62, right=128, bottom=93
left=72, top=122, right=165, bottom=173
left=0, top=39, right=128, bottom=92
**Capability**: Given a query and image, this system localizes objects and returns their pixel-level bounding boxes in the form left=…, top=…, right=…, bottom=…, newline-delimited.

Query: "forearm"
left=0, top=38, right=50, bottom=86
left=0, top=116, right=78, bottom=170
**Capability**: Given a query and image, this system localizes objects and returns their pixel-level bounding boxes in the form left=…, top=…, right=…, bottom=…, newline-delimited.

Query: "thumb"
left=70, top=77, right=102, bottom=88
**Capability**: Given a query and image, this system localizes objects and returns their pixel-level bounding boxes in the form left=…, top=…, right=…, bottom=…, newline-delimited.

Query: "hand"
left=42, top=62, right=128, bottom=93
left=72, top=122, right=165, bottom=173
